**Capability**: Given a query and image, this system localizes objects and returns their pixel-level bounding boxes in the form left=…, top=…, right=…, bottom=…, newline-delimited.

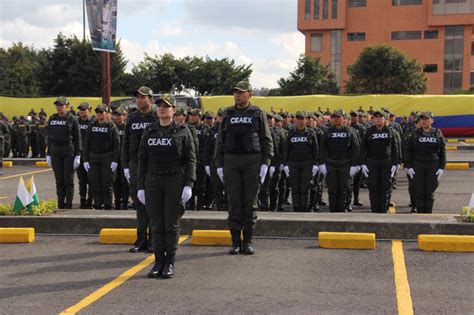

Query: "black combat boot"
left=242, top=229, right=255, bottom=255
left=129, top=231, right=148, bottom=253
left=228, top=229, right=242, bottom=255
left=161, top=253, right=175, bottom=279
left=80, top=199, right=87, bottom=209
left=147, top=251, right=165, bottom=278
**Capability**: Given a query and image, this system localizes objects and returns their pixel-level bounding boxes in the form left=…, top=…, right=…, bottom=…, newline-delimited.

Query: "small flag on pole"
left=12, top=177, right=33, bottom=214
left=26, top=176, right=40, bottom=214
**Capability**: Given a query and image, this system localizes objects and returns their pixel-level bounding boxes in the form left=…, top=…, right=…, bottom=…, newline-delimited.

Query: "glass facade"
left=432, top=0, right=474, bottom=15
left=348, top=0, right=366, bottom=7
left=332, top=0, right=338, bottom=18
left=444, top=26, right=464, bottom=93
left=424, top=30, right=439, bottom=39
left=323, top=0, right=329, bottom=19
left=392, top=0, right=423, bottom=5
left=391, top=31, right=422, bottom=40
left=314, top=0, right=320, bottom=19
left=330, top=30, right=342, bottom=88
left=347, top=32, right=366, bottom=41
left=305, top=0, right=311, bottom=19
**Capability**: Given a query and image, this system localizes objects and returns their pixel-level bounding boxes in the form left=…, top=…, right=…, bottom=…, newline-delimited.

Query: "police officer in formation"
left=215, top=81, right=273, bottom=255
left=122, top=86, right=157, bottom=253
left=283, top=111, right=319, bottom=212
left=319, top=110, right=359, bottom=212
left=112, top=106, right=130, bottom=210
left=360, top=109, right=400, bottom=213
left=187, top=108, right=210, bottom=210
left=0, top=119, right=9, bottom=175
left=404, top=111, right=446, bottom=213
left=137, top=94, right=196, bottom=279
left=46, top=97, right=81, bottom=209
left=204, top=108, right=226, bottom=211
left=76, top=102, right=93, bottom=209
left=82, top=104, right=120, bottom=210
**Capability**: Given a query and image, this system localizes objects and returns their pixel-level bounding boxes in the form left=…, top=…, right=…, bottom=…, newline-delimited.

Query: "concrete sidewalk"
left=0, top=210, right=471, bottom=239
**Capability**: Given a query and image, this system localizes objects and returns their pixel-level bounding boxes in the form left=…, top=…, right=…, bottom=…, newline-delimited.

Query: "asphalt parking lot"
left=0, top=235, right=472, bottom=314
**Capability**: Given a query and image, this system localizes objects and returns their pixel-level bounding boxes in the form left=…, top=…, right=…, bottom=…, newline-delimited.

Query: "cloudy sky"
left=0, top=0, right=305, bottom=89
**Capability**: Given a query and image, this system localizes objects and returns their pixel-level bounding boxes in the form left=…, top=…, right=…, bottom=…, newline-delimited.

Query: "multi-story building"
left=297, top=0, right=474, bottom=94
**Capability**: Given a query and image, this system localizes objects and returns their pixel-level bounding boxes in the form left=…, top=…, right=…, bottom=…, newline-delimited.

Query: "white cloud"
left=153, top=24, right=185, bottom=37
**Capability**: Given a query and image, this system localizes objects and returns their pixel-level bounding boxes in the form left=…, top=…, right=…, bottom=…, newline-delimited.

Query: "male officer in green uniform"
left=122, top=86, right=157, bottom=252
left=16, top=117, right=30, bottom=157
left=215, top=81, right=273, bottom=255
left=113, top=106, right=130, bottom=210
left=319, top=109, right=359, bottom=213
left=46, top=97, right=82, bottom=209
left=0, top=119, right=9, bottom=175
left=82, top=104, right=120, bottom=210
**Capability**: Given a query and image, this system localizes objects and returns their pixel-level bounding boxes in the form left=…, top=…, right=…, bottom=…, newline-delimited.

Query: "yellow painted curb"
left=2, top=161, right=13, bottom=167
left=418, top=234, right=474, bottom=252
left=464, top=139, right=474, bottom=143
left=447, top=139, right=459, bottom=143
left=445, top=163, right=469, bottom=170
left=318, top=232, right=376, bottom=250
left=0, top=228, right=35, bottom=243
left=446, top=146, right=458, bottom=151
left=99, top=228, right=136, bottom=244
left=191, top=230, right=234, bottom=246
left=36, top=161, right=49, bottom=167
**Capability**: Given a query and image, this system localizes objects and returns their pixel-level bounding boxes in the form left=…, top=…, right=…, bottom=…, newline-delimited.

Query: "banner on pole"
left=86, top=0, right=118, bottom=53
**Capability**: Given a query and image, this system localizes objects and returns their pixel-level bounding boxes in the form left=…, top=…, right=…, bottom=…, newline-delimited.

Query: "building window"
left=424, top=64, right=438, bottom=72
left=424, top=30, right=439, bottom=39
left=432, top=0, right=474, bottom=15
left=323, top=0, right=329, bottom=19
left=392, top=0, right=422, bottom=5
left=391, top=31, right=422, bottom=40
left=332, top=0, right=338, bottom=18
left=311, top=33, right=323, bottom=52
left=314, top=0, right=320, bottom=19
left=444, top=25, right=464, bottom=93
left=330, top=30, right=342, bottom=88
left=347, top=32, right=366, bottom=41
left=305, top=0, right=311, bottom=19
left=348, top=0, right=366, bottom=7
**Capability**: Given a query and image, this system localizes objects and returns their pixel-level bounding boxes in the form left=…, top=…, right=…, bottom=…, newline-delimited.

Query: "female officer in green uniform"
left=404, top=111, right=446, bottom=213
left=137, top=94, right=196, bottom=279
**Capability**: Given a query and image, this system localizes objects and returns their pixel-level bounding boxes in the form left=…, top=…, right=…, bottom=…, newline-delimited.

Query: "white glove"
left=124, top=168, right=130, bottom=183
left=349, top=166, right=358, bottom=177
left=279, top=164, right=284, bottom=172
left=46, top=155, right=52, bottom=167
left=73, top=155, right=81, bottom=170
left=260, top=164, right=268, bottom=184
left=83, top=162, right=90, bottom=172
left=205, top=166, right=211, bottom=177
left=181, top=186, right=192, bottom=203
left=217, top=167, right=224, bottom=183
left=390, top=165, right=397, bottom=178
left=137, top=189, right=146, bottom=205
left=361, top=165, right=369, bottom=178
left=110, top=162, right=118, bottom=172
left=319, top=164, right=327, bottom=176
left=312, top=165, right=319, bottom=177
left=435, top=169, right=444, bottom=181
left=269, top=166, right=276, bottom=178
left=406, top=168, right=415, bottom=179
left=283, top=165, right=290, bottom=177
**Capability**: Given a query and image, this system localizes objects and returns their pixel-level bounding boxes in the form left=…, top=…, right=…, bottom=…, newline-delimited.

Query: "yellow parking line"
left=392, top=241, right=414, bottom=315
left=59, top=235, right=189, bottom=315
left=0, top=168, right=52, bottom=180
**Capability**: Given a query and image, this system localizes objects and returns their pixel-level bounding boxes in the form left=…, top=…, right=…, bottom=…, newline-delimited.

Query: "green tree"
left=276, top=54, right=339, bottom=96
left=345, top=45, right=427, bottom=94
left=0, top=43, right=42, bottom=96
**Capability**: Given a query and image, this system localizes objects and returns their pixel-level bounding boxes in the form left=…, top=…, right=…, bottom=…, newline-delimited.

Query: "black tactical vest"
left=47, top=115, right=71, bottom=146
left=326, top=126, right=351, bottom=160
left=288, top=128, right=313, bottom=161
left=224, top=106, right=261, bottom=154
left=78, top=118, right=90, bottom=141
left=127, top=111, right=157, bottom=155
left=89, top=121, right=114, bottom=154
left=145, top=125, right=182, bottom=173
left=413, top=129, right=442, bottom=161
left=366, top=126, right=392, bottom=160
